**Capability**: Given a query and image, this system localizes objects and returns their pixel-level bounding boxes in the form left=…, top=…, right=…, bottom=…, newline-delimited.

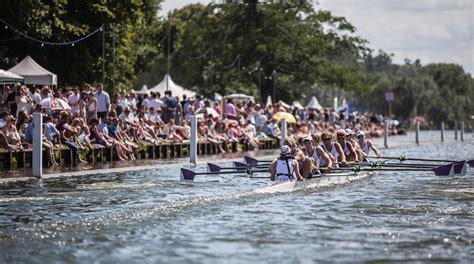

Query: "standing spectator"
left=95, top=83, right=110, bottom=119
left=68, top=86, right=81, bottom=114
left=148, top=92, right=163, bottom=113
left=162, top=90, right=177, bottom=124
left=225, top=98, right=237, bottom=120
left=6, top=85, right=17, bottom=115
left=16, top=85, right=33, bottom=117
left=29, top=87, right=42, bottom=105
left=142, top=93, right=150, bottom=110
left=129, top=91, right=137, bottom=112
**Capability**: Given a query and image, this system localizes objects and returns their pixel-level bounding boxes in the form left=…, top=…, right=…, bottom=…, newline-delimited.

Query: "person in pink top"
left=225, top=98, right=237, bottom=120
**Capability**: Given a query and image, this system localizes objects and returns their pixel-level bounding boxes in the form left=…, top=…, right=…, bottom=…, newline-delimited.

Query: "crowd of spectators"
left=0, top=83, right=389, bottom=167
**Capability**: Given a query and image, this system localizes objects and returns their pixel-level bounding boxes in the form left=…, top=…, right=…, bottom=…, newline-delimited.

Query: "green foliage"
left=135, top=1, right=369, bottom=102
left=358, top=51, right=473, bottom=124
left=0, top=0, right=162, bottom=93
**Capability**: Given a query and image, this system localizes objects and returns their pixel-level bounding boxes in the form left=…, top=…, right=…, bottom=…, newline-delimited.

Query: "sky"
left=160, top=0, right=473, bottom=75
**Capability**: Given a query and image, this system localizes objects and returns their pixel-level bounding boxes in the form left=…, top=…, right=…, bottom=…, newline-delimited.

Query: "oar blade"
left=453, top=161, right=467, bottom=176
left=467, top=159, right=474, bottom=168
left=180, top=168, right=196, bottom=182
left=207, top=163, right=221, bottom=173
left=432, top=164, right=454, bottom=177
left=244, top=156, right=259, bottom=165
left=233, top=161, right=248, bottom=171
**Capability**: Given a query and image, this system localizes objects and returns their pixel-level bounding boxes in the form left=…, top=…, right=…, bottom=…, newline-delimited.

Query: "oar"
left=207, top=162, right=267, bottom=173
left=332, top=164, right=454, bottom=177
left=181, top=167, right=270, bottom=181
left=371, top=155, right=466, bottom=163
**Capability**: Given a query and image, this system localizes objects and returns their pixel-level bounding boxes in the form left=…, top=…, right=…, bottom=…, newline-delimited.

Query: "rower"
left=321, top=131, right=347, bottom=166
left=301, top=135, right=333, bottom=173
left=336, top=130, right=359, bottom=162
left=269, top=145, right=304, bottom=182
left=283, top=136, right=313, bottom=179
left=356, top=130, right=380, bottom=162
left=345, top=128, right=365, bottom=162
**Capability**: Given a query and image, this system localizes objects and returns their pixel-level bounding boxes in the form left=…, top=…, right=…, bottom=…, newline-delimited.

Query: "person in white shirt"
left=95, top=83, right=110, bottom=119
left=68, top=86, right=81, bottom=114
left=142, top=93, right=150, bottom=110
left=128, top=91, right=137, bottom=112
left=117, top=90, right=130, bottom=111
left=147, top=107, right=162, bottom=125
left=148, top=92, right=163, bottom=113
left=29, top=87, right=42, bottom=105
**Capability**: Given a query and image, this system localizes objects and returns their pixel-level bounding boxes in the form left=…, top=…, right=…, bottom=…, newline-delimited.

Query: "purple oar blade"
left=467, top=159, right=474, bottom=168
left=453, top=161, right=467, bottom=176
left=180, top=168, right=196, bottom=182
left=207, top=163, right=221, bottom=173
left=244, top=156, right=259, bottom=166
left=233, top=161, right=249, bottom=171
left=432, top=164, right=454, bottom=177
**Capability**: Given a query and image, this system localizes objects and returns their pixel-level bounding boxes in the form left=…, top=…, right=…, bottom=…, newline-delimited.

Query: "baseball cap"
left=302, top=135, right=313, bottom=142
left=356, top=130, right=365, bottom=138
left=280, top=145, right=291, bottom=155
left=345, top=129, right=353, bottom=136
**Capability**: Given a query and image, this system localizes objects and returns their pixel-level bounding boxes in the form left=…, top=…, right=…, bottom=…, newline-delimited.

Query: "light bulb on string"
left=71, top=43, right=75, bottom=47
left=41, top=43, right=44, bottom=47
left=4, top=26, right=8, bottom=29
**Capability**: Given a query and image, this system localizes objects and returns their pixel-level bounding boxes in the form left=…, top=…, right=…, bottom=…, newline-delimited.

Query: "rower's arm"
left=317, top=147, right=333, bottom=168
left=369, top=140, right=380, bottom=157
left=293, top=160, right=304, bottom=181
left=334, top=142, right=347, bottom=165
left=348, top=142, right=359, bottom=161
left=269, top=160, right=277, bottom=181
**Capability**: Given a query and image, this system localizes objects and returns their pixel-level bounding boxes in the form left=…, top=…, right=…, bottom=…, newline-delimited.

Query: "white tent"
left=292, top=101, right=304, bottom=110
left=0, top=69, right=24, bottom=84
left=8, top=56, right=57, bottom=85
left=135, top=85, right=149, bottom=95
left=148, top=74, right=196, bottom=99
left=306, top=96, right=323, bottom=110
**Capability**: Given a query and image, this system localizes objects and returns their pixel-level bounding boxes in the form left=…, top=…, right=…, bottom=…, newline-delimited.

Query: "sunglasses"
left=322, top=138, right=331, bottom=141
left=337, top=136, right=345, bottom=140
left=357, top=135, right=364, bottom=139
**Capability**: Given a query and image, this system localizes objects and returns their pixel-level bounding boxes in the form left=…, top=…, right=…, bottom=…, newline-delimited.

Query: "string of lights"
left=0, top=18, right=103, bottom=46
left=222, top=54, right=240, bottom=69
left=187, top=47, right=213, bottom=61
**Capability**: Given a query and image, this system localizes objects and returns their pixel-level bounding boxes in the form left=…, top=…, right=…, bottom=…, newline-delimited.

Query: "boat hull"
left=255, top=171, right=374, bottom=193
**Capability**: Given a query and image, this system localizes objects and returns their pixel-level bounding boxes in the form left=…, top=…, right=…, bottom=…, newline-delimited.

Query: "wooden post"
left=441, top=122, right=444, bottom=142
left=460, top=121, right=464, bottom=141
left=416, top=121, right=420, bottom=145
left=32, top=113, right=43, bottom=178
left=384, top=120, right=388, bottom=148
left=190, top=116, right=197, bottom=165
left=454, top=120, right=458, bottom=140
left=280, top=119, right=287, bottom=146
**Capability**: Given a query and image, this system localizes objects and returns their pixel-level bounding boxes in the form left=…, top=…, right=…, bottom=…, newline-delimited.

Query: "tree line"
left=0, top=0, right=472, bottom=125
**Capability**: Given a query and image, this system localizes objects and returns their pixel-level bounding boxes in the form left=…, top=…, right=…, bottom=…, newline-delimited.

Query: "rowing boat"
left=255, top=171, right=374, bottom=194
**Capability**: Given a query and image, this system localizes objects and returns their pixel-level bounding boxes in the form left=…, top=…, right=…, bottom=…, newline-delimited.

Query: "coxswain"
left=356, top=130, right=380, bottom=161
left=269, top=145, right=304, bottom=182
left=301, top=135, right=333, bottom=173
left=320, top=131, right=347, bottom=166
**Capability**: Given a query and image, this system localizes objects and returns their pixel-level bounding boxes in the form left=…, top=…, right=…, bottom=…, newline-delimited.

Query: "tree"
left=0, top=0, right=162, bottom=93
left=136, top=1, right=369, bottom=103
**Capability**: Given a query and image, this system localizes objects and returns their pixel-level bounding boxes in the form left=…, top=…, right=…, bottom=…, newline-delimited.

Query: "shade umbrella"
left=273, top=111, right=296, bottom=124
left=194, top=107, right=220, bottom=118
left=39, top=97, right=71, bottom=110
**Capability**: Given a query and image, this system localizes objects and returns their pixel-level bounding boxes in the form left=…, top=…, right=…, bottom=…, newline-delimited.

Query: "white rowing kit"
left=322, top=142, right=339, bottom=162
left=275, top=157, right=296, bottom=182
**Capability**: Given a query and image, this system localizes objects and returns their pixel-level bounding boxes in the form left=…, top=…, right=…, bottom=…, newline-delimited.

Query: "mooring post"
left=281, top=119, right=287, bottom=146
left=454, top=120, right=458, bottom=140
left=416, top=121, right=420, bottom=145
left=32, top=113, right=43, bottom=178
left=384, top=120, right=388, bottom=148
left=441, top=121, right=444, bottom=142
left=190, top=115, right=197, bottom=165
left=460, top=121, right=464, bottom=142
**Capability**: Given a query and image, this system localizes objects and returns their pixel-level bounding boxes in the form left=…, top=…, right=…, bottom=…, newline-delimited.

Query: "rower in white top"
left=301, top=135, right=333, bottom=173
left=269, top=145, right=304, bottom=182
left=356, top=130, right=380, bottom=162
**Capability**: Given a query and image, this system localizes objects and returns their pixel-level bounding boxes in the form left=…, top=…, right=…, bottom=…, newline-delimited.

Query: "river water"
left=0, top=131, right=473, bottom=263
